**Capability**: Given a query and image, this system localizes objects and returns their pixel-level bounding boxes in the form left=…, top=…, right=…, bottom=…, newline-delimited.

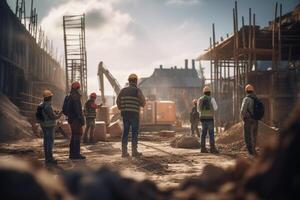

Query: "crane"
left=97, top=61, right=121, bottom=105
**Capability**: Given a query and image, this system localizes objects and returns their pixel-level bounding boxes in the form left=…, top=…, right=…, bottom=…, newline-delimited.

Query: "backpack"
left=36, top=103, right=45, bottom=122
left=200, top=96, right=212, bottom=111
left=62, top=95, right=71, bottom=116
left=249, top=96, right=265, bottom=120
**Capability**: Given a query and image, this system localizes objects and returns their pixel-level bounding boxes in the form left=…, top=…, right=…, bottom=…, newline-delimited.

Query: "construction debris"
left=171, top=135, right=200, bottom=149
left=0, top=94, right=34, bottom=142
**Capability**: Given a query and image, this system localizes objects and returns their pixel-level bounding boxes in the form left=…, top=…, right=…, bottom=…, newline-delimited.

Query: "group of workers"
left=38, top=73, right=261, bottom=165
left=190, top=83, right=262, bottom=156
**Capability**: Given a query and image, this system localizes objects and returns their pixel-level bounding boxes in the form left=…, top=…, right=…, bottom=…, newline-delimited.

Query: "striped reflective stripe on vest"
left=120, top=96, right=140, bottom=113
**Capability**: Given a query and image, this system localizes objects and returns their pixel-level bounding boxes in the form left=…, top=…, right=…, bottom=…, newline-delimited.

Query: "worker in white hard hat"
left=116, top=73, right=146, bottom=158
left=36, top=90, right=62, bottom=165
left=197, top=86, right=219, bottom=154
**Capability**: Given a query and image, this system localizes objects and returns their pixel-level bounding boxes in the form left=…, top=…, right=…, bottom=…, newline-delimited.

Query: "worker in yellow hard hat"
left=36, top=89, right=62, bottom=165
left=240, top=84, right=264, bottom=156
left=197, top=86, right=219, bottom=154
left=190, top=99, right=200, bottom=137
left=117, top=73, right=146, bottom=158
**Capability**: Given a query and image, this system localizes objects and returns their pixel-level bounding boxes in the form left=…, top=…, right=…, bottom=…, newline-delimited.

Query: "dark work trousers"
left=191, top=120, right=200, bottom=136
left=83, top=118, right=95, bottom=142
left=243, top=118, right=258, bottom=155
left=42, top=127, right=55, bottom=161
left=122, top=117, right=139, bottom=154
left=200, top=119, right=215, bottom=148
left=69, top=121, right=83, bottom=157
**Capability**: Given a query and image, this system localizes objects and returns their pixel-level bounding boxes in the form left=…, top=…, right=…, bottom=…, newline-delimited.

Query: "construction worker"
left=197, top=86, right=219, bottom=154
left=240, top=84, right=261, bottom=156
left=83, top=92, right=99, bottom=143
left=116, top=74, right=146, bottom=158
left=67, top=81, right=86, bottom=160
left=190, top=99, right=200, bottom=137
left=39, top=90, right=62, bottom=164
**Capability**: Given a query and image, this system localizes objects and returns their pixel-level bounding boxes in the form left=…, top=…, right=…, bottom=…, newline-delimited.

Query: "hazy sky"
left=7, top=0, right=300, bottom=95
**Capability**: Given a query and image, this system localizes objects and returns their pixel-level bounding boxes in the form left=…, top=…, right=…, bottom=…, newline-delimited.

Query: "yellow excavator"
left=97, top=61, right=177, bottom=129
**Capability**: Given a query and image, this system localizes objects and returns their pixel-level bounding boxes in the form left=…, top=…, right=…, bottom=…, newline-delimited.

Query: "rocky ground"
left=0, top=130, right=236, bottom=189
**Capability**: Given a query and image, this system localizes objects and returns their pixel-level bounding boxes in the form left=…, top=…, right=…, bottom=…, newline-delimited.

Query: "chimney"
left=174, top=66, right=177, bottom=69
left=192, top=59, right=195, bottom=69
left=159, top=64, right=163, bottom=69
left=185, top=59, right=188, bottom=69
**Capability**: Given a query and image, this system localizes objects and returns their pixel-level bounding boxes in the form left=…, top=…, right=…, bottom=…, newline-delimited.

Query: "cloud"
left=166, top=0, right=202, bottom=5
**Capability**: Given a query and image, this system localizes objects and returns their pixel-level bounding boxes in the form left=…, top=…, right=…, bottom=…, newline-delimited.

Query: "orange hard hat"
left=71, top=81, right=81, bottom=89
left=203, top=86, right=211, bottom=93
left=245, top=84, right=254, bottom=92
left=90, top=92, right=97, bottom=99
left=43, top=90, right=53, bottom=98
left=193, top=99, right=198, bottom=104
left=128, top=73, right=138, bottom=81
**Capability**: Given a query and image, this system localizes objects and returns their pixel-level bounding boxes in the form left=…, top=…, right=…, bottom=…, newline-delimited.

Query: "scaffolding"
left=198, top=2, right=300, bottom=127
left=63, top=14, right=88, bottom=99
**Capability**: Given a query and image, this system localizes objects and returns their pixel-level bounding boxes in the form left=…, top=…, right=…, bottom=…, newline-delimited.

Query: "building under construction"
left=198, top=3, right=300, bottom=128
left=0, top=1, right=65, bottom=120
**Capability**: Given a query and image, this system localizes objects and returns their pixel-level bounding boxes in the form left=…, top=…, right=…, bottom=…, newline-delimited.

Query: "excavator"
left=97, top=61, right=177, bottom=129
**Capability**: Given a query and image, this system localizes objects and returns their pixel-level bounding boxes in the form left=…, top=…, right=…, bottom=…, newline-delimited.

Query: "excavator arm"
left=97, top=61, right=121, bottom=104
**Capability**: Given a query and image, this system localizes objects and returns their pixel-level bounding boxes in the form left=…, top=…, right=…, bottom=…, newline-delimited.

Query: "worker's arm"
left=240, top=97, right=251, bottom=120
left=116, top=89, right=123, bottom=110
left=197, top=98, right=201, bottom=113
left=73, top=96, right=85, bottom=125
left=138, top=89, right=146, bottom=107
left=211, top=97, right=218, bottom=111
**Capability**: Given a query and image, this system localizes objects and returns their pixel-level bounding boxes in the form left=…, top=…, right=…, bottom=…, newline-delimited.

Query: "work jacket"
left=240, top=93, right=256, bottom=121
left=116, top=83, right=146, bottom=119
left=197, top=95, right=218, bottom=120
left=67, top=89, right=85, bottom=126
left=190, top=105, right=200, bottom=123
left=84, top=99, right=97, bottom=119
left=40, top=100, right=59, bottom=128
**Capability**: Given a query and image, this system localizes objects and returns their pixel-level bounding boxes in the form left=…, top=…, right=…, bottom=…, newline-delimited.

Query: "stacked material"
left=0, top=94, right=34, bottom=142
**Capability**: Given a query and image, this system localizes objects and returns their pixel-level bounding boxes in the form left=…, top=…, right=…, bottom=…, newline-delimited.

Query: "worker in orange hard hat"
left=117, top=73, right=146, bottom=158
left=83, top=92, right=102, bottom=144
left=62, top=81, right=85, bottom=160
left=190, top=99, right=200, bottom=137
left=241, top=84, right=264, bottom=156
left=36, top=90, right=62, bottom=165
left=198, top=86, right=219, bottom=154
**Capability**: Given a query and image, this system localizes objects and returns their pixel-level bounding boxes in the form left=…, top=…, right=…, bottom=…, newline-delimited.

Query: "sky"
left=7, top=0, right=300, bottom=95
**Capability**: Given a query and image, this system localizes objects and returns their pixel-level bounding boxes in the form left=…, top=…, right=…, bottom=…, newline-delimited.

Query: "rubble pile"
left=0, top=94, right=34, bottom=142
left=1, top=105, right=299, bottom=200
left=171, top=135, right=200, bottom=149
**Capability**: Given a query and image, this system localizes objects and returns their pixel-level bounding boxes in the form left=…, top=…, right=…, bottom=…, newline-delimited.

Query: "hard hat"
left=43, top=90, right=53, bottom=98
left=71, top=81, right=81, bottom=89
left=90, top=92, right=97, bottom=99
left=128, top=73, right=138, bottom=80
left=245, top=84, right=254, bottom=92
left=193, top=99, right=198, bottom=104
left=203, top=86, right=211, bottom=93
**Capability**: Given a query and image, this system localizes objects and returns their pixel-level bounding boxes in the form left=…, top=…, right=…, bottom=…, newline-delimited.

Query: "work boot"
left=122, top=152, right=130, bottom=158
left=201, top=147, right=209, bottom=153
left=210, top=146, right=219, bottom=154
left=45, top=158, right=58, bottom=165
left=132, top=150, right=142, bottom=158
left=69, top=154, right=86, bottom=160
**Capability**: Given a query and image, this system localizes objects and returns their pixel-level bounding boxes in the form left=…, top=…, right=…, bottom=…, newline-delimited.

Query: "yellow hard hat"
left=203, top=86, right=211, bottom=93
left=245, top=84, right=254, bottom=92
left=128, top=73, right=138, bottom=80
left=43, top=90, right=53, bottom=98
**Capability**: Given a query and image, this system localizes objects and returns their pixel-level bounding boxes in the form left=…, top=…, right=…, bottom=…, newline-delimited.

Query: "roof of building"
left=139, top=67, right=203, bottom=88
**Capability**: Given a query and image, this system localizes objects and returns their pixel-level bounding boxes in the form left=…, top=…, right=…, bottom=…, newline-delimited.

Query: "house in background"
left=139, top=59, right=204, bottom=121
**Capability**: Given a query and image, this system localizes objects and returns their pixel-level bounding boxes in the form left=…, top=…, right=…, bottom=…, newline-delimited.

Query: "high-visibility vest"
left=84, top=100, right=97, bottom=118
left=198, top=95, right=214, bottom=120
left=120, top=96, right=140, bottom=113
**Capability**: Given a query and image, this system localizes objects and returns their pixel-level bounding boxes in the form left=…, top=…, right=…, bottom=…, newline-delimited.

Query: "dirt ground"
left=0, top=130, right=236, bottom=189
